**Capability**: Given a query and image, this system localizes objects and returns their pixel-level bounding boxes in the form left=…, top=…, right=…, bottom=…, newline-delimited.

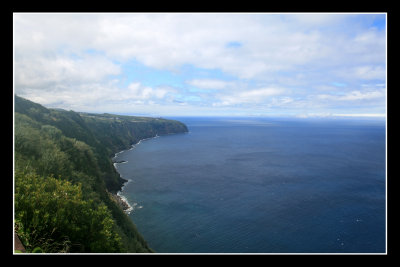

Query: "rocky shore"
left=113, top=160, right=127, bottom=164
left=108, top=192, right=132, bottom=214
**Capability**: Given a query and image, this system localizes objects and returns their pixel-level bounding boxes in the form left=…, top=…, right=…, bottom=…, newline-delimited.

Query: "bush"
left=32, top=247, right=43, bottom=253
left=14, top=170, right=123, bottom=253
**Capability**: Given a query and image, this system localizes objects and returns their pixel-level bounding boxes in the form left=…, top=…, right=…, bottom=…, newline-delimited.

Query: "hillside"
left=14, top=95, right=188, bottom=253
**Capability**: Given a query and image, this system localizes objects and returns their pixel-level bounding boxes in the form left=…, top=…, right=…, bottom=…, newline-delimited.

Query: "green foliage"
left=32, top=247, right=43, bottom=253
left=14, top=170, right=123, bottom=253
left=14, top=95, right=188, bottom=253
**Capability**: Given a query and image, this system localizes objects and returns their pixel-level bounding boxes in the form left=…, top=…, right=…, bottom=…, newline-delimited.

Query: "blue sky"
left=14, top=13, right=386, bottom=118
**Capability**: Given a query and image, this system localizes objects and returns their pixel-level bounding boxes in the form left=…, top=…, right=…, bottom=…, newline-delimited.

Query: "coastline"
left=112, top=179, right=134, bottom=214
left=109, top=188, right=133, bottom=214
left=111, top=134, right=161, bottom=214
left=111, top=130, right=188, bottom=215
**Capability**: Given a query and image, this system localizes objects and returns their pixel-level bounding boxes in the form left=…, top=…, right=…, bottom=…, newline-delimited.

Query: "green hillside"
left=14, top=95, right=188, bottom=253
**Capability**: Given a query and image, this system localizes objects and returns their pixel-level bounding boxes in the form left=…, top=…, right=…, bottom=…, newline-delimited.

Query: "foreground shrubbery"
left=15, top=170, right=123, bottom=253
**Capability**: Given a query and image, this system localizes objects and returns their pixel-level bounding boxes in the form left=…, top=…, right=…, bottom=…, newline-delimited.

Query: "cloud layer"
left=14, top=13, right=386, bottom=117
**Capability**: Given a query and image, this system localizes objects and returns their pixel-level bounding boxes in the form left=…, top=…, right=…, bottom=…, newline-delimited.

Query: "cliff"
left=14, top=95, right=188, bottom=253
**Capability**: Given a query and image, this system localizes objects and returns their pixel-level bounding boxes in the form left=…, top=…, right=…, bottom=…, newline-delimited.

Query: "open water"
left=114, top=117, right=386, bottom=253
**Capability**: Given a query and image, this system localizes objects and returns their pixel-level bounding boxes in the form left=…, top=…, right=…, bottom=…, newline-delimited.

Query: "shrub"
left=14, top=170, right=123, bottom=252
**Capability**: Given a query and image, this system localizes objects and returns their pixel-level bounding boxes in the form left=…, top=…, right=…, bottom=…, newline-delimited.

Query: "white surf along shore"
left=111, top=135, right=160, bottom=214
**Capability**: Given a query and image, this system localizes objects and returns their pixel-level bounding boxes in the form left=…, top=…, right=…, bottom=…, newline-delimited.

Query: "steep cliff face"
left=79, top=112, right=188, bottom=156
left=15, top=96, right=188, bottom=193
left=14, top=95, right=188, bottom=253
left=80, top=113, right=188, bottom=192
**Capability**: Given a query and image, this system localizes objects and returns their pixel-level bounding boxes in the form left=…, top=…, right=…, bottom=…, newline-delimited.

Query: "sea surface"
left=114, top=117, right=386, bottom=253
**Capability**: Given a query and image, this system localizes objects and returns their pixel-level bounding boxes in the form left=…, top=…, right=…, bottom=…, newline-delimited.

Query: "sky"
left=13, top=13, right=387, bottom=118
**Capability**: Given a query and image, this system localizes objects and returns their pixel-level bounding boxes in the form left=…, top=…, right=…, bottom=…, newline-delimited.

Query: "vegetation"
left=14, top=95, right=188, bottom=253
left=15, top=171, right=123, bottom=252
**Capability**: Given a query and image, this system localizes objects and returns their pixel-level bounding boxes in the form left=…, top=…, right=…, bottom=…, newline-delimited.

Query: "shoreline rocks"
left=108, top=192, right=131, bottom=213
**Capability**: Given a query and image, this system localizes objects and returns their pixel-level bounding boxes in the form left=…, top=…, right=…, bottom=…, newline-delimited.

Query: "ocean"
left=113, top=117, right=386, bottom=253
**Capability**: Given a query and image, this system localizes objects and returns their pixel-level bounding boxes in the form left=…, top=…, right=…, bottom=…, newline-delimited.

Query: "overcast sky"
left=13, top=13, right=386, bottom=117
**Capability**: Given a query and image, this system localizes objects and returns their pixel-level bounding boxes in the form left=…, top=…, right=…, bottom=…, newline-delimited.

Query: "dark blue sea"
left=114, top=117, right=386, bottom=253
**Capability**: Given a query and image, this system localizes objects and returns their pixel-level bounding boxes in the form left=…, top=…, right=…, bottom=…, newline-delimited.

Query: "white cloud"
left=288, top=13, right=345, bottom=26
left=239, top=87, right=284, bottom=100
left=14, top=54, right=121, bottom=90
left=353, top=66, right=386, bottom=80
left=295, top=112, right=386, bottom=119
left=332, top=113, right=385, bottom=117
left=186, top=79, right=233, bottom=90
left=271, top=97, right=294, bottom=106
left=17, top=78, right=174, bottom=113
left=126, top=82, right=170, bottom=100
left=317, top=89, right=385, bottom=101
left=15, top=13, right=381, bottom=80
left=214, top=87, right=284, bottom=106
left=13, top=13, right=386, bottom=116
left=295, top=112, right=334, bottom=118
